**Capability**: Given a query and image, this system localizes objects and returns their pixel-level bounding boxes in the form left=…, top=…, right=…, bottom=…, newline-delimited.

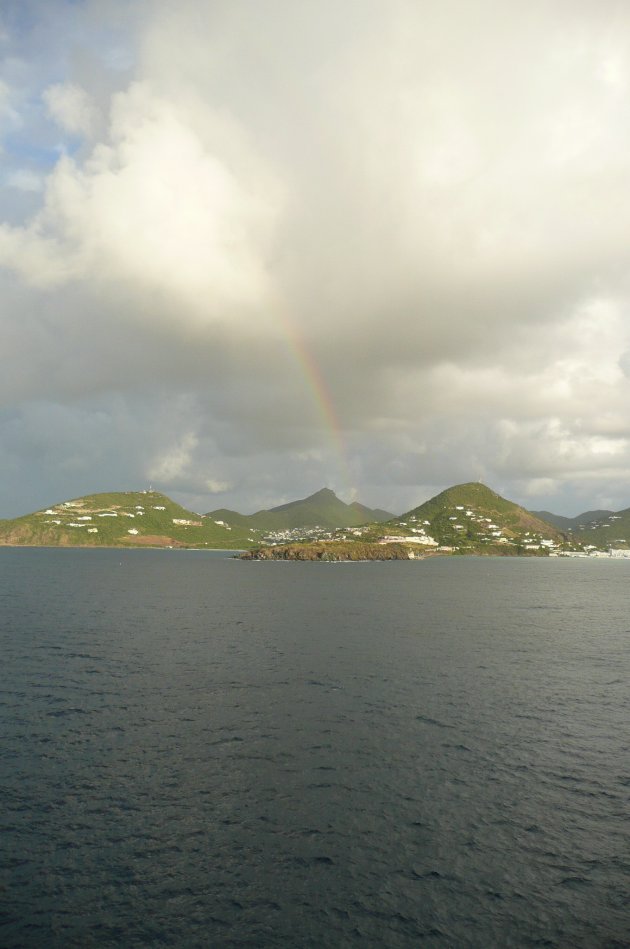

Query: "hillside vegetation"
left=364, top=482, right=565, bottom=554
left=562, top=508, right=630, bottom=549
left=0, top=491, right=258, bottom=549
left=532, top=509, right=614, bottom=530
left=209, top=487, right=393, bottom=533
left=4, top=481, right=630, bottom=555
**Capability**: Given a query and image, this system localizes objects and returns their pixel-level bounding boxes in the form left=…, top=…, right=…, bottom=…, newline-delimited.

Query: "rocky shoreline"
left=239, top=541, right=430, bottom=561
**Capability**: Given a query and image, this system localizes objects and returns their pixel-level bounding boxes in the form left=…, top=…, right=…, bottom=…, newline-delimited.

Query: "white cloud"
left=0, top=80, right=281, bottom=327
left=5, top=169, right=44, bottom=192
left=148, top=431, right=198, bottom=483
left=205, top=479, right=232, bottom=493
left=43, top=82, right=98, bottom=136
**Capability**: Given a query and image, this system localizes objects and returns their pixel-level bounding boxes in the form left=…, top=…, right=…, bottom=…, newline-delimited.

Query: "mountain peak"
left=309, top=487, right=338, bottom=499
left=209, top=487, right=392, bottom=529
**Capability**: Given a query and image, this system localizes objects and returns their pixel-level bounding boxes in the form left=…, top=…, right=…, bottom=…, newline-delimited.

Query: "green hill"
left=532, top=509, right=613, bottom=531
left=6, top=482, right=626, bottom=555
left=348, top=500, right=393, bottom=523
left=564, top=508, right=630, bottom=549
left=0, top=490, right=259, bottom=549
left=370, top=482, right=566, bottom=554
left=208, top=487, right=393, bottom=533
left=532, top=506, right=630, bottom=548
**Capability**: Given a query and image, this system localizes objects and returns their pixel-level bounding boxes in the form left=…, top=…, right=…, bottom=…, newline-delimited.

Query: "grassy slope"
left=0, top=491, right=259, bottom=549
left=209, top=488, right=393, bottom=531
left=567, top=508, right=630, bottom=548
left=367, top=482, right=565, bottom=552
left=532, top=509, right=613, bottom=530
left=204, top=509, right=254, bottom=530
left=8, top=482, right=624, bottom=553
left=349, top=501, right=393, bottom=522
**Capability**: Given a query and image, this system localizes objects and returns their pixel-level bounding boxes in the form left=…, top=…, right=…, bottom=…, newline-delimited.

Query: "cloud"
left=4, top=169, right=43, bottom=191
left=43, top=82, right=98, bottom=136
left=0, top=80, right=281, bottom=325
left=205, top=479, right=232, bottom=494
left=3, top=0, right=630, bottom=516
left=148, top=430, right=199, bottom=483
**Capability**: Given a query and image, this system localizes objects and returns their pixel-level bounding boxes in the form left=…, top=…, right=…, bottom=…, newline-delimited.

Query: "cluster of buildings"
left=263, top=525, right=338, bottom=544
left=559, top=548, right=630, bottom=558
left=34, top=493, right=630, bottom=557
left=386, top=504, right=567, bottom=554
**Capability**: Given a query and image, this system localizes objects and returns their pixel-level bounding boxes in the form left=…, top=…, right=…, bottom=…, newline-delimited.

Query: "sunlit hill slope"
left=0, top=491, right=258, bottom=549
left=208, top=487, right=393, bottom=531
left=369, top=482, right=566, bottom=553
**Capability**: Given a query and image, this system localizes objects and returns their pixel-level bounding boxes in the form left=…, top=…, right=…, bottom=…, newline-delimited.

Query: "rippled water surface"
left=1, top=549, right=629, bottom=947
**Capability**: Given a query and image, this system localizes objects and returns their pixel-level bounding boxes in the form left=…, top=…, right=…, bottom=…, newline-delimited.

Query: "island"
left=239, top=541, right=429, bottom=561
left=2, top=481, right=629, bottom=558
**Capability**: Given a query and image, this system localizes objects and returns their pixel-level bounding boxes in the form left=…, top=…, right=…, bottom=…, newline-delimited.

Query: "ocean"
left=1, top=549, right=628, bottom=947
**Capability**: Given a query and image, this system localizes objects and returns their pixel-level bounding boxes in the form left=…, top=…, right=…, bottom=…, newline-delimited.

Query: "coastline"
left=0, top=543, right=246, bottom=552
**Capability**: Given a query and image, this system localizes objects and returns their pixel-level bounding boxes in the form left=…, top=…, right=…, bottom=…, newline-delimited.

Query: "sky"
left=2, top=0, right=630, bottom=518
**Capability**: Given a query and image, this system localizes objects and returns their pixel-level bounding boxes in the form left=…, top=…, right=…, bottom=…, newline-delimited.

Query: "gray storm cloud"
left=1, top=0, right=630, bottom=516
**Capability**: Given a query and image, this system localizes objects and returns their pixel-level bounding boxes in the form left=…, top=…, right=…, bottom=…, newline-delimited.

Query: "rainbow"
left=275, top=310, right=354, bottom=498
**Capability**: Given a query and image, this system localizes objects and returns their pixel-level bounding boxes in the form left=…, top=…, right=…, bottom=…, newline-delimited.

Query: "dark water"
left=1, top=550, right=628, bottom=948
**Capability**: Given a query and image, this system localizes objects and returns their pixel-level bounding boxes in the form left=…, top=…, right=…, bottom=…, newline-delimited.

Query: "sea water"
left=1, top=549, right=628, bottom=947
